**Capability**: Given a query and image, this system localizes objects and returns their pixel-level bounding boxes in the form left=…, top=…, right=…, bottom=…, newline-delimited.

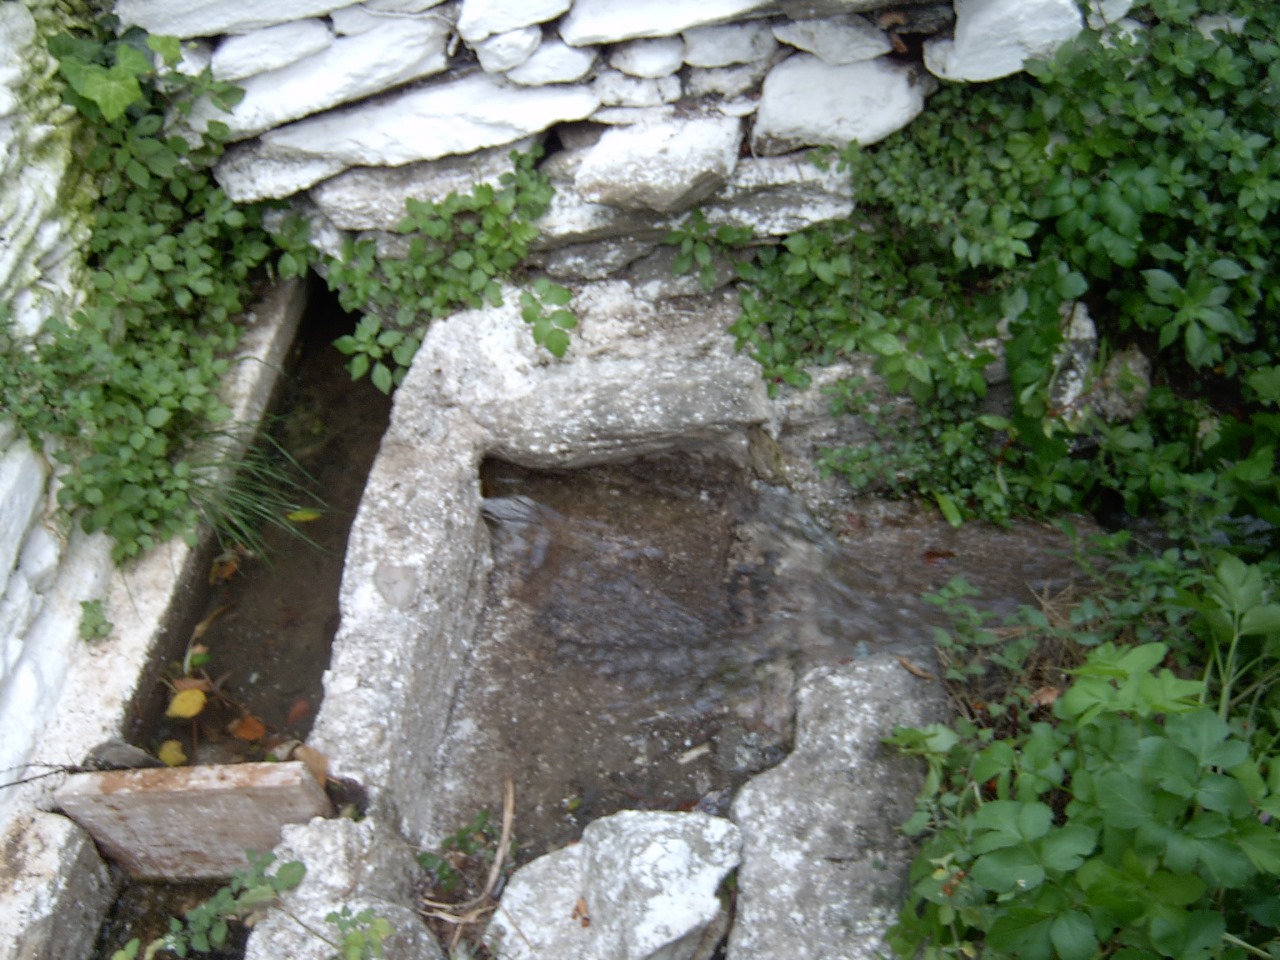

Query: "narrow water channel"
left=93, top=282, right=392, bottom=958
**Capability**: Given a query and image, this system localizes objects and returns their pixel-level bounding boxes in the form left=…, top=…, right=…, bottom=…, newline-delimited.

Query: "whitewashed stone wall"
left=0, top=0, right=105, bottom=817
left=109, top=0, right=1092, bottom=276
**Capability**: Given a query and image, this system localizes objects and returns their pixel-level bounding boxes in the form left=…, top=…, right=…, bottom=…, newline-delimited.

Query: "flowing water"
left=428, top=452, right=1085, bottom=860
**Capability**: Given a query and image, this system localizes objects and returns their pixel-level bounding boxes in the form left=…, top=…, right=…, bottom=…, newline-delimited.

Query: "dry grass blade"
left=420, top=777, right=516, bottom=946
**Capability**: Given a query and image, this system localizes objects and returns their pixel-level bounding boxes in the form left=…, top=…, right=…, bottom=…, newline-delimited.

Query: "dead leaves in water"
left=165, top=688, right=207, bottom=719
left=230, top=714, right=267, bottom=741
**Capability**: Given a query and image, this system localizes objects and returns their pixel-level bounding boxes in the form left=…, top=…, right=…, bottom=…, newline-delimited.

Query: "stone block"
left=55, top=761, right=332, bottom=879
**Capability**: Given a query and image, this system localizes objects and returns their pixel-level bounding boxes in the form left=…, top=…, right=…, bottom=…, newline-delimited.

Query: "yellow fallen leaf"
left=166, top=688, right=207, bottom=719
left=158, top=740, right=187, bottom=766
left=287, top=508, right=323, bottom=523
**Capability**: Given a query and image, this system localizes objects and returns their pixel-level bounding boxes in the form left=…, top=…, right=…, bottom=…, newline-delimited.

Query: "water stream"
left=427, top=452, right=1083, bottom=861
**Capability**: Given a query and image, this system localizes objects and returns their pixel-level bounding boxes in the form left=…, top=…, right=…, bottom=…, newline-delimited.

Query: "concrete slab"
left=55, top=761, right=332, bottom=879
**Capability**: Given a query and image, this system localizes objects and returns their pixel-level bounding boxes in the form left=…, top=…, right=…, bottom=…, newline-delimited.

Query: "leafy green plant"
left=292, top=148, right=562, bottom=392
left=663, top=208, right=754, bottom=293
left=1, top=17, right=296, bottom=563
left=416, top=809, right=503, bottom=899
left=519, top=277, right=577, bottom=359
left=713, top=0, right=1280, bottom=535
left=326, top=906, right=394, bottom=960
left=78, top=599, right=112, bottom=642
left=889, top=544, right=1280, bottom=960
left=112, top=853, right=306, bottom=959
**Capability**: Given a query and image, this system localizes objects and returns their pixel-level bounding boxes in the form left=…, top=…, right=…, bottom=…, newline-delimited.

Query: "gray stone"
left=682, top=22, right=779, bottom=67
left=244, top=817, right=442, bottom=960
left=574, top=115, right=742, bottom=213
left=457, top=0, right=571, bottom=43
left=192, top=17, right=453, bottom=141
left=210, top=20, right=333, bottom=81
left=752, top=54, right=932, bottom=153
left=215, top=140, right=348, bottom=203
left=115, top=0, right=351, bottom=38
left=532, top=186, right=678, bottom=250
left=309, top=140, right=535, bottom=230
left=608, top=37, right=686, bottom=78
left=0, top=813, right=114, bottom=960
left=560, top=0, right=775, bottom=46
left=530, top=236, right=659, bottom=280
left=684, top=60, right=772, bottom=99
left=729, top=656, right=946, bottom=960
left=485, top=811, right=740, bottom=960
left=772, top=15, right=893, bottom=64
left=701, top=154, right=854, bottom=236
left=924, top=0, right=1084, bottom=82
left=507, top=39, right=598, bottom=84
left=591, top=69, right=684, bottom=108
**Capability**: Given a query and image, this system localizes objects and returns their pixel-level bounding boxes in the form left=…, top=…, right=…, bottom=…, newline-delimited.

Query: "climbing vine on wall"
left=0, top=17, right=299, bottom=562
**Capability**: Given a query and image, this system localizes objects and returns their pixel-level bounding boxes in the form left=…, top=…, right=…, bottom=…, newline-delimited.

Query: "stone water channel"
left=223, top=279, right=1087, bottom=960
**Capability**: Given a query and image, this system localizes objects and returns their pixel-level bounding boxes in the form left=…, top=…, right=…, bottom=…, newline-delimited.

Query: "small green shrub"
left=281, top=148, right=565, bottom=392
left=1, top=18, right=295, bottom=563
left=889, top=550, right=1280, bottom=960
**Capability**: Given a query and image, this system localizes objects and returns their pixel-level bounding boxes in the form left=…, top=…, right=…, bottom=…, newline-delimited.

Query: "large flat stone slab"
left=55, top=761, right=332, bottom=879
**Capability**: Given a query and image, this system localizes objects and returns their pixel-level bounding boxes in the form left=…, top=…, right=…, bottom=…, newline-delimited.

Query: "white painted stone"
left=924, top=0, right=1084, bottom=83
left=753, top=54, right=931, bottom=154
left=329, top=6, right=384, bottom=35
left=458, top=0, right=571, bottom=43
left=18, top=524, right=60, bottom=593
left=730, top=657, right=946, bottom=960
left=506, top=39, right=598, bottom=85
left=592, top=69, right=683, bottom=108
left=560, top=0, right=775, bottom=46
left=486, top=811, right=740, bottom=960
left=262, top=74, right=599, bottom=166
left=310, top=140, right=535, bottom=230
left=215, top=140, right=350, bottom=203
left=0, top=440, right=47, bottom=600
left=193, top=17, right=452, bottom=141
left=115, top=0, right=352, bottom=38
left=0, top=571, right=36, bottom=673
left=685, top=60, right=771, bottom=99
left=682, top=22, right=778, bottom=68
left=575, top=115, right=742, bottom=213
left=608, top=37, right=685, bottom=78
left=366, top=0, right=449, bottom=9
left=592, top=105, right=678, bottom=125
left=211, top=20, right=334, bottom=82
left=168, top=40, right=213, bottom=78
left=772, top=15, right=893, bottom=64
left=474, top=25, right=543, bottom=73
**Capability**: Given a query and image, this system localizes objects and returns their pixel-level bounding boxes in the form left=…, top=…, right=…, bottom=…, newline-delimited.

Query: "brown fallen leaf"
left=293, top=744, right=329, bottom=785
left=231, top=714, right=267, bottom=741
left=171, top=676, right=213, bottom=692
left=1028, top=686, right=1061, bottom=708
left=285, top=697, right=312, bottom=728
left=191, top=604, right=232, bottom=642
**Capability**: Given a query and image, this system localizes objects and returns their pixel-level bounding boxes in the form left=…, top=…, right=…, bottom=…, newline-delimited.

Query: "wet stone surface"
left=427, top=452, right=1083, bottom=861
